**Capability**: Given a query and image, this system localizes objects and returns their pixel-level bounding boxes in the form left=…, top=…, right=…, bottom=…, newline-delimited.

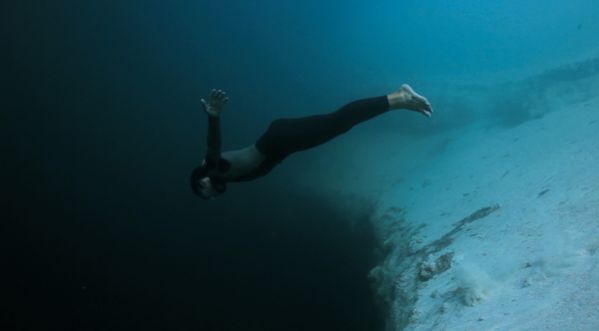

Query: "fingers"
left=210, top=89, right=229, bottom=103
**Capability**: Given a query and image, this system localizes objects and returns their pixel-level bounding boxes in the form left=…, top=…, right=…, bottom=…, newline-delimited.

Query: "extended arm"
left=198, top=89, right=264, bottom=182
left=206, top=116, right=221, bottom=162
left=201, top=89, right=229, bottom=163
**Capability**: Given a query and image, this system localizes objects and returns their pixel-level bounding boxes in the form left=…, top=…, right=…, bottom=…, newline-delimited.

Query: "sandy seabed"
left=372, top=82, right=599, bottom=330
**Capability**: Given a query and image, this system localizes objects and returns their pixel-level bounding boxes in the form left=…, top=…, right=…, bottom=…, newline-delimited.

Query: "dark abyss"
left=5, top=2, right=383, bottom=330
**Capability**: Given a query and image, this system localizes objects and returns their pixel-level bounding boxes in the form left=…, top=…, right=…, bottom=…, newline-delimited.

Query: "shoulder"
left=203, top=156, right=231, bottom=173
left=217, top=158, right=231, bottom=172
left=200, top=156, right=230, bottom=174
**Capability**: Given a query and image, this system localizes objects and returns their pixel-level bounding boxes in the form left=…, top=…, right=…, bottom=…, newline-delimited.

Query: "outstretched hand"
left=201, top=89, right=229, bottom=117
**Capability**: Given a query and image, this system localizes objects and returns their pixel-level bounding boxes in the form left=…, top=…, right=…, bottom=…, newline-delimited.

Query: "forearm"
left=201, top=89, right=228, bottom=161
left=206, top=115, right=221, bottom=161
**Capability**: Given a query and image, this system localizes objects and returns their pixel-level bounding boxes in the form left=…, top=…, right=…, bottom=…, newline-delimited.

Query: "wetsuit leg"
left=256, top=96, right=389, bottom=158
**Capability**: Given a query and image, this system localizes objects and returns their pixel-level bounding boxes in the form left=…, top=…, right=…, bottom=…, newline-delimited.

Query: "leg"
left=256, top=96, right=390, bottom=158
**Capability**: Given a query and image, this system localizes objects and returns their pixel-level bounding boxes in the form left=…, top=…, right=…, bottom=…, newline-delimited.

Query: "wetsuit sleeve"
left=205, top=116, right=221, bottom=163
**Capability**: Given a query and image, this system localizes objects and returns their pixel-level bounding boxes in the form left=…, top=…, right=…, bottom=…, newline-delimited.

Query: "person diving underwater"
left=191, top=85, right=433, bottom=199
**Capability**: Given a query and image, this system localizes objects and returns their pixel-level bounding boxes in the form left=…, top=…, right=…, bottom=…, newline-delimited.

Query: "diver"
left=191, top=85, right=433, bottom=199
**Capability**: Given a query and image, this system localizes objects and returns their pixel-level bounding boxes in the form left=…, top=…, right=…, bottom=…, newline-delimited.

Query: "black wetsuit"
left=192, top=96, right=390, bottom=193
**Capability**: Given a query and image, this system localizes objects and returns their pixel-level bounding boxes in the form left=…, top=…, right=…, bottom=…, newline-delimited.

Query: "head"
left=191, top=165, right=226, bottom=199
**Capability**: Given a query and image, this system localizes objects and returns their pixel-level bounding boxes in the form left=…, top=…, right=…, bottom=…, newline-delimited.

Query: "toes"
left=425, top=101, right=433, bottom=112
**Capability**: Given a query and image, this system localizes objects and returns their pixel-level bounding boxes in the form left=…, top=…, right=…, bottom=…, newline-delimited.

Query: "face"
left=198, top=177, right=220, bottom=199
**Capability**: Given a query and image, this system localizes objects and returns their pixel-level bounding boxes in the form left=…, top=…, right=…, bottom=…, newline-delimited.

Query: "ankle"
left=387, top=91, right=411, bottom=109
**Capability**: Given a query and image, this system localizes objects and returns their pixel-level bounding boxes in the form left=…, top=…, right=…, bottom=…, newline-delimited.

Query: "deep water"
left=6, top=2, right=384, bottom=330
left=10, top=181, right=382, bottom=330
left=7, top=1, right=599, bottom=330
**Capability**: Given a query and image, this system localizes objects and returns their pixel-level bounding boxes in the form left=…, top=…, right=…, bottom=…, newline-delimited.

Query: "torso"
left=209, top=145, right=267, bottom=181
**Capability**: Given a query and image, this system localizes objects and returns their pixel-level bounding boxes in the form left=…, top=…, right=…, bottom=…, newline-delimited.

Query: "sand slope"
left=372, top=86, right=599, bottom=330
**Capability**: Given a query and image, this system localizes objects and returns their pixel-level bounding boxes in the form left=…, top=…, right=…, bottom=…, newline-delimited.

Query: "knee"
left=332, top=116, right=354, bottom=133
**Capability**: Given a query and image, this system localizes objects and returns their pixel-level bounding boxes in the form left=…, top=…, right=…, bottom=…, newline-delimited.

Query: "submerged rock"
left=418, top=252, right=455, bottom=282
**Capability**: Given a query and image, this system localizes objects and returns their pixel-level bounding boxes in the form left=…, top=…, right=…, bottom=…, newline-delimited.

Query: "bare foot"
left=387, top=84, right=433, bottom=118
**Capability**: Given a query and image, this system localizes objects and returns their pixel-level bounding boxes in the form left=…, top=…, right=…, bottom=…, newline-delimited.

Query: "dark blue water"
left=7, top=1, right=599, bottom=330
left=7, top=2, right=383, bottom=330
